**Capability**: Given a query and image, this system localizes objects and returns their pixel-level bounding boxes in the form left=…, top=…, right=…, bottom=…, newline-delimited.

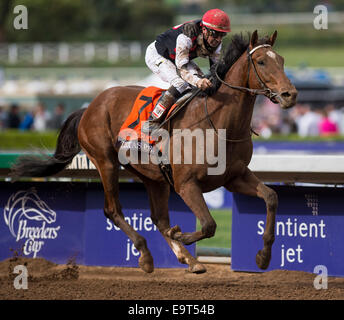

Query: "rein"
left=213, top=44, right=280, bottom=100
left=157, top=88, right=202, bottom=130
left=157, top=44, right=279, bottom=143
left=204, top=95, right=258, bottom=143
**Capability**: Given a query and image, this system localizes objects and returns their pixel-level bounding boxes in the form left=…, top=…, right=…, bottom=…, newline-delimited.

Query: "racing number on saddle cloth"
left=118, top=86, right=165, bottom=144
left=127, top=95, right=153, bottom=129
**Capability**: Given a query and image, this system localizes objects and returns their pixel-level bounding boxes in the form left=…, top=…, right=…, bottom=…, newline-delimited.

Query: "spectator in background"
left=293, top=104, right=321, bottom=137
left=318, top=109, right=338, bottom=136
left=0, top=106, right=7, bottom=130
left=49, top=103, right=65, bottom=130
left=339, top=107, right=344, bottom=135
left=7, top=104, right=21, bottom=129
left=33, top=102, right=51, bottom=131
left=324, top=103, right=344, bottom=135
left=19, top=110, right=34, bottom=131
left=260, top=98, right=282, bottom=133
left=258, top=119, right=272, bottom=139
left=325, top=104, right=341, bottom=127
left=280, top=113, right=297, bottom=135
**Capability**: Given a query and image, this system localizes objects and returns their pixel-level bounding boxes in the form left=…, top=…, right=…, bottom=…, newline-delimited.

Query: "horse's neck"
left=210, top=54, right=256, bottom=139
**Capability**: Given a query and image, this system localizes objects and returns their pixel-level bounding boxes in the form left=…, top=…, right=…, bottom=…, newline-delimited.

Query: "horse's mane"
left=202, top=32, right=270, bottom=96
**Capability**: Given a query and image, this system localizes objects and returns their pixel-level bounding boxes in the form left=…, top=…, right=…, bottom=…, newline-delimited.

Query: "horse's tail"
left=10, top=108, right=86, bottom=179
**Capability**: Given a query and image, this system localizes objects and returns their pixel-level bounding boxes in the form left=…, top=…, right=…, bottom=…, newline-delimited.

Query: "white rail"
left=248, top=154, right=344, bottom=183
left=0, top=41, right=143, bottom=65
left=66, top=154, right=344, bottom=184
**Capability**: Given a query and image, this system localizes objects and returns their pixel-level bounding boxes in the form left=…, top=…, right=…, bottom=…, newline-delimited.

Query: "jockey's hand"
left=196, top=78, right=213, bottom=91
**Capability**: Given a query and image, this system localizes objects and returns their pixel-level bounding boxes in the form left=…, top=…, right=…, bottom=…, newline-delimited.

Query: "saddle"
left=116, top=86, right=196, bottom=186
left=117, top=86, right=193, bottom=147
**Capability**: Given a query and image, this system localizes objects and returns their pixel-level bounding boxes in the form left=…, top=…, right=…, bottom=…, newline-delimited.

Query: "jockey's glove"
left=196, top=78, right=213, bottom=91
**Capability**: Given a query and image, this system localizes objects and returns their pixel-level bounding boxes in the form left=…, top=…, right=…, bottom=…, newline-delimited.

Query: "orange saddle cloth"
left=117, top=86, right=177, bottom=149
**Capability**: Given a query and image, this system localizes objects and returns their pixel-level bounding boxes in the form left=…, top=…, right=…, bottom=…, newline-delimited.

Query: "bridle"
left=159, top=44, right=281, bottom=143
left=214, top=44, right=280, bottom=101
left=205, top=44, right=281, bottom=143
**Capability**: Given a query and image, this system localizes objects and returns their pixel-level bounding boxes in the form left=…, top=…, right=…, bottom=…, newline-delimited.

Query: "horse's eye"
left=257, top=60, right=264, bottom=66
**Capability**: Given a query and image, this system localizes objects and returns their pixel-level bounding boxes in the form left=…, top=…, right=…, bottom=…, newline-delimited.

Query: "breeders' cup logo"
left=3, top=188, right=60, bottom=258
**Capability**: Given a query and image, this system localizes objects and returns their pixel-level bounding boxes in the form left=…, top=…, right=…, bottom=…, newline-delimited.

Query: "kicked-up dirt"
left=1, top=256, right=344, bottom=300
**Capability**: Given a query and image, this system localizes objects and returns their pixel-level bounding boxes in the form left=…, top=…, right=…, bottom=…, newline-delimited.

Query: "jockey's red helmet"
left=202, top=9, right=231, bottom=33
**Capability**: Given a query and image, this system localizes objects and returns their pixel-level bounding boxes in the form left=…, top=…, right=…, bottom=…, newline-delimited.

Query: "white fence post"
left=107, top=42, right=119, bottom=63
left=129, top=42, right=141, bottom=61
left=33, top=43, right=43, bottom=64
left=4, top=41, right=145, bottom=65
left=84, top=42, right=95, bottom=62
left=8, top=44, right=18, bottom=64
left=58, top=43, right=69, bottom=64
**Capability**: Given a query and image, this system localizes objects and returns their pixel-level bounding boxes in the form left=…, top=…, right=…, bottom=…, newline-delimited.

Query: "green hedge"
left=0, top=130, right=59, bottom=150
left=0, top=130, right=344, bottom=150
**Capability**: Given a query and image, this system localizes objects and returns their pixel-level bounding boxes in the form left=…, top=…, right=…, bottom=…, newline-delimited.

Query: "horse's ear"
left=249, top=30, right=258, bottom=49
left=269, top=30, right=277, bottom=46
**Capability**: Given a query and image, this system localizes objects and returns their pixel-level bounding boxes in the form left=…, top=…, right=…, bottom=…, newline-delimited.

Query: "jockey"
left=143, top=8, right=230, bottom=133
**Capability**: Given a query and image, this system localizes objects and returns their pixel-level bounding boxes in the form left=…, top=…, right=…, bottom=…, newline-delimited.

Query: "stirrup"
left=142, top=89, right=176, bottom=135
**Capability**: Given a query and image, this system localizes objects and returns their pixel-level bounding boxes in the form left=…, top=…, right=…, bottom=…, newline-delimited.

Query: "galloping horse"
left=11, top=31, right=297, bottom=274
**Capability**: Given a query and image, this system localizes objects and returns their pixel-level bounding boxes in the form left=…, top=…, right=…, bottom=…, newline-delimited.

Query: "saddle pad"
left=118, top=86, right=178, bottom=146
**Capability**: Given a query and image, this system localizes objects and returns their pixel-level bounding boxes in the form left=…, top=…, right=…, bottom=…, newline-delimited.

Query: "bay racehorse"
left=11, top=30, right=297, bottom=274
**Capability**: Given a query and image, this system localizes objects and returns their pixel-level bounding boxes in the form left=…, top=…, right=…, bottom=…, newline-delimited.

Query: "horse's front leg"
left=168, top=181, right=217, bottom=245
left=225, top=167, right=278, bottom=270
left=143, top=179, right=206, bottom=273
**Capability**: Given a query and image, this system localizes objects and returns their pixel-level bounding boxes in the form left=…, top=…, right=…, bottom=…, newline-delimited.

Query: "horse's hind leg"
left=144, top=179, right=206, bottom=273
left=86, top=151, right=154, bottom=273
left=225, top=167, right=277, bottom=270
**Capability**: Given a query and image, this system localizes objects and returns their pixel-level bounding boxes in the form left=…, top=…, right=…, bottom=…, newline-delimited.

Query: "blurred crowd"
left=0, top=102, right=66, bottom=131
left=1, top=99, right=344, bottom=138
left=253, top=98, right=344, bottom=138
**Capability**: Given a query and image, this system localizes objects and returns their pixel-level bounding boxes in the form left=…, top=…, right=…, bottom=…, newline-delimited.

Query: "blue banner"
left=253, top=141, right=344, bottom=154
left=0, top=181, right=195, bottom=268
left=232, top=185, right=344, bottom=277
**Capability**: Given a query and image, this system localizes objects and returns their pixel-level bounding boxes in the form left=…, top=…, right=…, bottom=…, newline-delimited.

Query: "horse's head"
left=247, top=30, right=297, bottom=109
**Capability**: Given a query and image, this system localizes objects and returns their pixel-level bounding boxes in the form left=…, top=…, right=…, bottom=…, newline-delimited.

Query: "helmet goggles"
left=206, top=27, right=227, bottom=39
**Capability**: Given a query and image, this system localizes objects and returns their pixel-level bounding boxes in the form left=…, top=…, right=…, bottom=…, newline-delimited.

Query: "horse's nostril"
left=281, top=91, right=291, bottom=98
left=281, top=89, right=297, bottom=101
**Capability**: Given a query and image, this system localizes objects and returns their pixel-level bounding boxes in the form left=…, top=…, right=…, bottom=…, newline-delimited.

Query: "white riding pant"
left=145, top=41, right=194, bottom=94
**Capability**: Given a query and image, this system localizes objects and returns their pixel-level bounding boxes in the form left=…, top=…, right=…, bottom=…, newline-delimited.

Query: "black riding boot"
left=142, top=88, right=178, bottom=134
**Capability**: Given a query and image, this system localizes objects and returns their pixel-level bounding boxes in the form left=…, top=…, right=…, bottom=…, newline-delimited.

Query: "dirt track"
left=1, top=257, right=344, bottom=300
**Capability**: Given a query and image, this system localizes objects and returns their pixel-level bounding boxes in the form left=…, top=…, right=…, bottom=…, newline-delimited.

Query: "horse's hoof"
left=139, top=253, right=154, bottom=273
left=255, top=250, right=271, bottom=270
left=166, top=225, right=182, bottom=239
left=188, top=263, right=207, bottom=274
